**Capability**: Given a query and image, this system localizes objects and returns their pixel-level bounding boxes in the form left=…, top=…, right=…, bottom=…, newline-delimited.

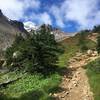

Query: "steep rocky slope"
left=52, top=28, right=69, bottom=42
left=0, top=10, right=28, bottom=58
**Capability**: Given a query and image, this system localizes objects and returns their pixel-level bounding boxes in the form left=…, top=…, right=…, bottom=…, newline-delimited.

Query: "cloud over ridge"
left=0, top=0, right=100, bottom=31
left=51, top=0, right=100, bottom=30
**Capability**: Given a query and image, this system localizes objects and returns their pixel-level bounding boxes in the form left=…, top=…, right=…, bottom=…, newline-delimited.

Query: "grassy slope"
left=85, top=58, right=100, bottom=100
left=58, top=34, right=80, bottom=67
left=58, top=45, right=78, bottom=67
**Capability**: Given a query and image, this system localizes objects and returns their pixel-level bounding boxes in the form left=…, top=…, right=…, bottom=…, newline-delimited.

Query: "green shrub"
left=92, top=25, right=100, bottom=33
left=86, top=58, right=100, bottom=74
left=86, top=58, right=100, bottom=100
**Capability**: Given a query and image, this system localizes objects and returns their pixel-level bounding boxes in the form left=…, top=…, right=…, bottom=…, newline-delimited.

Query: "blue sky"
left=0, top=0, right=100, bottom=33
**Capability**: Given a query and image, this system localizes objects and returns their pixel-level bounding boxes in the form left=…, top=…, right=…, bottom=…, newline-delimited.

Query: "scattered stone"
left=64, top=75, right=67, bottom=78
left=69, top=65, right=73, bottom=68
left=13, top=51, right=21, bottom=59
left=53, top=93, right=58, bottom=97
left=49, top=93, right=52, bottom=96
left=52, top=51, right=96, bottom=100
left=76, top=72, right=80, bottom=74
left=76, top=53, right=82, bottom=57
left=11, top=63, right=14, bottom=66
left=73, top=57, right=80, bottom=61
left=68, top=86, right=72, bottom=90
left=91, top=51, right=98, bottom=57
left=93, top=51, right=98, bottom=55
left=87, top=50, right=93, bottom=56
left=69, top=59, right=76, bottom=63
left=66, top=91, right=69, bottom=95
left=61, top=94, right=66, bottom=98
left=91, top=53, right=97, bottom=57
left=2, top=61, right=7, bottom=67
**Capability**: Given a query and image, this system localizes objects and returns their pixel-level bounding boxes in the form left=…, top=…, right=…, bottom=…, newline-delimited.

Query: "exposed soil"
left=52, top=52, right=99, bottom=100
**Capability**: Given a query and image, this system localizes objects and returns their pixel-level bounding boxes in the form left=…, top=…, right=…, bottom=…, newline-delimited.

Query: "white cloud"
left=51, top=6, right=65, bottom=28
left=39, top=12, right=52, bottom=25
left=1, top=0, right=100, bottom=31
left=0, top=0, right=40, bottom=20
left=23, top=0, right=40, bottom=9
left=28, top=12, right=52, bottom=25
left=0, top=0, right=23, bottom=20
left=50, top=0, right=100, bottom=30
left=64, top=0, right=100, bottom=30
left=0, top=0, right=52, bottom=26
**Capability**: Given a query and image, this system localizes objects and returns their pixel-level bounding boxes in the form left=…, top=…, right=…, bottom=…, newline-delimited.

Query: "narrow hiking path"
left=52, top=51, right=99, bottom=100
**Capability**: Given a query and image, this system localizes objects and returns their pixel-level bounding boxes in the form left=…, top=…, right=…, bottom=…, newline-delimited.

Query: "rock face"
left=25, top=24, right=69, bottom=42
left=52, top=28, right=69, bottom=42
left=0, top=10, right=28, bottom=58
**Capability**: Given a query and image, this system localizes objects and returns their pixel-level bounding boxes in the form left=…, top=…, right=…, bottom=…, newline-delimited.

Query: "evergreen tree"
left=26, top=24, right=63, bottom=72
left=5, top=34, right=25, bottom=66
left=92, top=25, right=100, bottom=33
left=5, top=25, right=64, bottom=73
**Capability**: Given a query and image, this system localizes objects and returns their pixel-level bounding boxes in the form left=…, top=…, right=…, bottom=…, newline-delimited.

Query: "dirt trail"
left=52, top=52, right=99, bottom=100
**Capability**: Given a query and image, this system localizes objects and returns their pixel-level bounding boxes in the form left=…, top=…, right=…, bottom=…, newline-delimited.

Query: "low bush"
left=86, top=58, right=100, bottom=74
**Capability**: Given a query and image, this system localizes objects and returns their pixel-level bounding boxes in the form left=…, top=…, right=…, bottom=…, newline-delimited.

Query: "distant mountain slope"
left=24, top=23, right=69, bottom=42
left=0, top=10, right=28, bottom=58
left=0, top=10, right=69, bottom=58
left=52, top=28, right=69, bottom=42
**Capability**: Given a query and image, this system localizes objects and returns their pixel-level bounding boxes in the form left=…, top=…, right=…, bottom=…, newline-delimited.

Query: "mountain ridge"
left=0, top=10, right=28, bottom=58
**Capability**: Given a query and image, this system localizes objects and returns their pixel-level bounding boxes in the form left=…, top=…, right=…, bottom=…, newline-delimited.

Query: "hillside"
left=60, top=31, right=97, bottom=50
left=0, top=10, right=28, bottom=58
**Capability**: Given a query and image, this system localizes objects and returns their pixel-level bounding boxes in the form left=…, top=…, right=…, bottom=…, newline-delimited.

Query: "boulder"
left=87, top=50, right=93, bottom=56
left=92, top=53, right=97, bottom=57
left=92, top=51, right=98, bottom=56
left=76, top=53, right=82, bottom=57
left=13, top=51, right=22, bottom=59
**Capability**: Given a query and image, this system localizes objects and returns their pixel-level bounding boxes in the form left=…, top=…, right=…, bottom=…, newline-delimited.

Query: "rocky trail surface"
left=52, top=51, right=99, bottom=100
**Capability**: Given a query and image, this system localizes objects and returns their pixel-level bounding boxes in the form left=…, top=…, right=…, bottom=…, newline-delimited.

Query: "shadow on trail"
left=57, top=67, right=77, bottom=79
